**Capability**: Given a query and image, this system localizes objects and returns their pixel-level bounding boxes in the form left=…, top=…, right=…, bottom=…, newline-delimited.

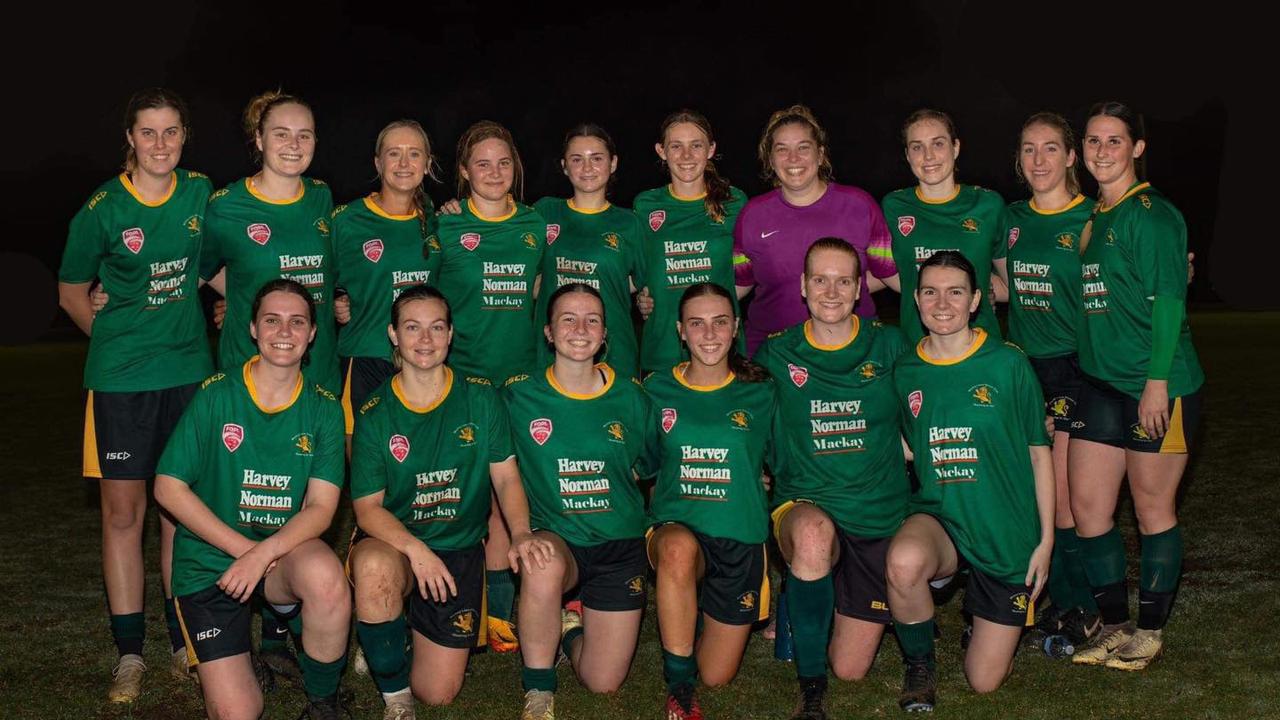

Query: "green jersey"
left=634, top=186, right=747, bottom=372
left=1004, top=195, right=1093, bottom=358
left=893, top=330, right=1048, bottom=584
left=640, top=366, right=776, bottom=544
left=158, top=358, right=345, bottom=596
left=332, top=195, right=441, bottom=361
left=432, top=199, right=546, bottom=384
left=1079, top=183, right=1204, bottom=399
left=533, top=198, right=644, bottom=380
left=883, top=185, right=1007, bottom=343
left=201, top=177, right=339, bottom=392
left=755, top=319, right=909, bottom=538
left=502, top=365, right=652, bottom=547
left=59, top=171, right=214, bottom=392
left=349, top=369, right=513, bottom=550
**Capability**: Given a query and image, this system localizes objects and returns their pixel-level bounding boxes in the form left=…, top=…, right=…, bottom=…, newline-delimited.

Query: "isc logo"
left=105, top=451, right=132, bottom=460
left=196, top=628, right=222, bottom=641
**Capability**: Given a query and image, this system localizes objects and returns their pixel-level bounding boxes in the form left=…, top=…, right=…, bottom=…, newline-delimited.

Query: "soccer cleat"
left=297, top=694, right=351, bottom=720
left=520, top=689, right=556, bottom=720
left=1033, top=603, right=1070, bottom=635
left=170, top=647, right=197, bottom=682
left=1072, top=621, right=1135, bottom=665
left=352, top=646, right=369, bottom=677
left=557, top=604, right=584, bottom=666
left=665, top=683, right=704, bottom=720
left=383, top=693, right=415, bottom=720
left=1105, top=628, right=1164, bottom=671
left=898, top=659, right=936, bottom=713
left=260, top=643, right=303, bottom=685
left=488, top=616, right=520, bottom=654
left=107, top=654, right=146, bottom=703
left=791, top=676, right=828, bottom=720
left=1059, top=608, right=1103, bottom=646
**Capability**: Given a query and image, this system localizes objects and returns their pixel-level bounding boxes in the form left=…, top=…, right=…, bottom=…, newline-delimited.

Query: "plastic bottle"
left=1043, top=634, right=1075, bottom=659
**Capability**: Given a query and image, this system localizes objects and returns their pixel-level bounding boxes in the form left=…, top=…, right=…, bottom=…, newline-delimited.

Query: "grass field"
left=2, top=312, right=1278, bottom=719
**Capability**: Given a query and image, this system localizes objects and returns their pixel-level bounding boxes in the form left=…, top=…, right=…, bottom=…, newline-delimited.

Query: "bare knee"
left=964, top=663, right=1010, bottom=694
left=352, top=555, right=404, bottom=620
left=206, top=697, right=262, bottom=720
left=102, top=497, right=145, bottom=533
left=699, top=666, right=738, bottom=688
left=788, top=514, right=836, bottom=572
left=521, top=554, right=567, bottom=597
left=579, top=672, right=624, bottom=694
left=886, top=542, right=931, bottom=590
left=655, top=534, right=700, bottom=582
left=830, top=655, right=871, bottom=682
left=414, top=679, right=462, bottom=706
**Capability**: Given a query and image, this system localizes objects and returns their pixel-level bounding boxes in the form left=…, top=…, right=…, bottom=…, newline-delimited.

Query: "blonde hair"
left=242, top=90, right=313, bottom=164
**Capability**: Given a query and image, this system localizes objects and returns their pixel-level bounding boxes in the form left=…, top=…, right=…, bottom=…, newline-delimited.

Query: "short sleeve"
left=156, top=383, right=212, bottom=486
left=866, top=203, right=897, bottom=279
left=311, top=395, right=347, bottom=488
left=200, top=196, right=228, bottom=281
left=1014, top=353, right=1050, bottom=446
left=481, top=385, right=516, bottom=463
left=991, top=201, right=1010, bottom=261
left=348, top=404, right=387, bottom=500
left=1133, top=201, right=1188, bottom=300
left=732, top=209, right=755, bottom=287
left=59, top=199, right=108, bottom=283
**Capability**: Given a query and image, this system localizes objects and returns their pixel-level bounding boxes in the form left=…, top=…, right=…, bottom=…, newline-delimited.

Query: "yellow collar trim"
left=391, top=367, right=453, bottom=413
left=1099, top=182, right=1152, bottom=214
left=668, top=185, right=707, bottom=201
left=568, top=198, right=610, bottom=215
left=243, top=356, right=304, bottom=413
left=915, top=184, right=961, bottom=205
left=1029, top=194, right=1088, bottom=216
left=246, top=176, right=305, bottom=205
left=365, top=194, right=417, bottom=221
left=916, top=327, right=988, bottom=366
left=119, top=172, right=176, bottom=207
left=804, top=317, right=860, bottom=351
left=546, top=363, right=615, bottom=400
left=673, top=362, right=734, bottom=391
left=467, top=196, right=517, bottom=222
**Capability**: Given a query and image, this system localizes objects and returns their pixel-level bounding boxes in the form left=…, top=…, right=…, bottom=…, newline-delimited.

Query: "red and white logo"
left=389, top=434, right=410, bottom=463
left=787, top=363, right=809, bottom=388
left=460, top=232, right=481, bottom=251
left=908, top=390, right=923, bottom=418
left=247, top=223, right=271, bottom=245
left=1007, top=227, right=1021, bottom=249
left=529, top=418, right=553, bottom=445
left=897, top=216, right=916, bottom=237
left=648, top=210, right=666, bottom=232
left=121, top=228, right=145, bottom=254
left=661, top=408, right=678, bottom=433
left=222, top=423, right=244, bottom=452
left=362, top=239, right=384, bottom=262
left=546, top=224, right=560, bottom=244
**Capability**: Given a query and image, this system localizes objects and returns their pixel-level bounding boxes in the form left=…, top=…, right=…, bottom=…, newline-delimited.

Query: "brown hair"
left=122, top=87, right=191, bottom=173
left=242, top=90, right=314, bottom=164
left=1016, top=112, right=1081, bottom=197
left=900, top=108, right=957, bottom=147
left=562, top=122, right=618, bottom=193
left=1086, top=100, right=1147, bottom=181
left=658, top=110, right=733, bottom=223
left=455, top=120, right=524, bottom=202
left=250, top=278, right=317, bottom=367
left=803, top=237, right=862, bottom=278
left=677, top=283, right=769, bottom=382
left=757, top=104, right=834, bottom=186
left=376, top=119, right=440, bottom=238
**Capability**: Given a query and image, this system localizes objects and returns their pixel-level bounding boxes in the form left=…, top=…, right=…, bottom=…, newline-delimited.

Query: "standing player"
left=432, top=120, right=547, bottom=652
left=642, top=282, right=777, bottom=720
left=1068, top=102, right=1204, bottom=671
left=333, top=120, right=441, bottom=447
left=755, top=238, right=909, bottom=719
left=534, top=123, right=645, bottom=380
left=57, top=88, right=214, bottom=701
left=504, top=283, right=652, bottom=720
left=154, top=279, right=350, bottom=720
left=883, top=109, right=1009, bottom=343
left=635, top=110, right=747, bottom=374
left=888, top=251, right=1053, bottom=712
left=348, top=285, right=552, bottom=720
left=733, top=104, right=898, bottom=354
left=1003, top=112, right=1100, bottom=643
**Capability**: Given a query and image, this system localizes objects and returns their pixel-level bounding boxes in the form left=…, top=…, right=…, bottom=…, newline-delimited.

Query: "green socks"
left=486, top=569, right=516, bottom=622
left=662, top=649, right=698, bottom=692
left=521, top=666, right=557, bottom=693
left=786, top=572, right=834, bottom=678
left=260, top=606, right=292, bottom=650
left=110, top=612, right=145, bottom=657
left=893, top=619, right=936, bottom=666
left=356, top=617, right=410, bottom=694
left=1079, top=527, right=1129, bottom=625
left=1139, top=525, right=1183, bottom=630
left=299, top=647, right=346, bottom=699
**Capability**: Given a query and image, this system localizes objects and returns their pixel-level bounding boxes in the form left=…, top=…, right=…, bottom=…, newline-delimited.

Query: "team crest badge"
left=293, top=433, right=313, bottom=455
left=787, top=363, right=809, bottom=387
left=897, top=216, right=916, bottom=236
left=389, top=434, right=410, bottom=463
left=456, top=424, right=476, bottom=445
left=1140, top=194, right=1152, bottom=210
left=222, top=423, right=244, bottom=453
left=121, top=228, right=144, bottom=254
left=460, top=232, right=481, bottom=251
left=1007, top=227, right=1021, bottom=248
left=522, top=232, right=538, bottom=249
left=908, top=390, right=923, bottom=418
left=961, top=217, right=979, bottom=232
left=1010, top=592, right=1031, bottom=614
left=247, top=223, right=271, bottom=245
left=530, top=418, right=553, bottom=446
left=603, top=232, right=620, bottom=250
left=728, top=410, right=751, bottom=430
left=627, top=576, right=645, bottom=595
left=362, top=239, right=384, bottom=262
left=738, top=591, right=758, bottom=611
left=971, top=384, right=995, bottom=406
left=1056, top=233, right=1076, bottom=250
left=605, top=421, right=625, bottom=443
left=1048, top=396, right=1074, bottom=418
left=450, top=609, right=477, bottom=636
left=859, top=362, right=880, bottom=380
left=661, top=408, right=678, bottom=433
left=184, top=215, right=202, bottom=236
left=314, top=218, right=330, bottom=236
left=648, top=210, right=666, bottom=231
left=546, top=224, right=560, bottom=244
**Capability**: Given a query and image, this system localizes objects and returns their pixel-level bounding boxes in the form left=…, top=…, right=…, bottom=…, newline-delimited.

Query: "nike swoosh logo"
left=761, top=230, right=780, bottom=238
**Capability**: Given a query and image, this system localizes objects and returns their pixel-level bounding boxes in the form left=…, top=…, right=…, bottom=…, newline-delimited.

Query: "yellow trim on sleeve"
left=804, top=317, right=860, bottom=351
left=246, top=176, right=305, bottom=205
left=118, top=172, right=177, bottom=207
left=567, top=198, right=611, bottom=215
left=1029, top=194, right=1088, bottom=215
left=391, top=368, right=454, bottom=414
left=546, top=364, right=616, bottom=400
left=467, top=196, right=518, bottom=222
left=672, top=362, right=735, bottom=391
left=915, top=185, right=962, bottom=205
left=243, top=357, right=304, bottom=413
left=364, top=194, right=418, bottom=221
left=915, top=328, right=988, bottom=366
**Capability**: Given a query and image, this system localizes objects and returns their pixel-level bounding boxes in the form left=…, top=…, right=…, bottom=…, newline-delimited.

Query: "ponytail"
left=658, top=109, right=733, bottom=223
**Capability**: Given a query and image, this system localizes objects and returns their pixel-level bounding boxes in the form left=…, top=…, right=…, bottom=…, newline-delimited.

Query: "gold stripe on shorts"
left=83, top=392, right=102, bottom=479
left=342, top=358, right=356, bottom=435
left=1161, top=398, right=1188, bottom=454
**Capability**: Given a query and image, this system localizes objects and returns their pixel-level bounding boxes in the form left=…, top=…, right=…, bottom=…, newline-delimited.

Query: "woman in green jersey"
left=347, top=285, right=551, bottom=718
left=1067, top=102, right=1204, bottom=672
left=755, top=239, right=909, bottom=719
left=635, top=110, right=747, bottom=374
left=504, top=283, right=652, bottom=720
left=642, top=282, right=777, bottom=720
left=333, top=120, right=441, bottom=447
left=882, top=109, right=1010, bottom=343
left=57, top=88, right=214, bottom=701
left=1003, top=113, right=1101, bottom=644
left=888, top=251, right=1054, bottom=713
left=534, top=123, right=645, bottom=380
left=155, top=279, right=350, bottom=720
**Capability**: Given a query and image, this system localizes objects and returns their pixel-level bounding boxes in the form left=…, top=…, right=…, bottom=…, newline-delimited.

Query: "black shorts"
left=174, top=582, right=300, bottom=666
left=565, top=537, right=648, bottom=612
left=407, top=545, right=486, bottom=649
left=646, top=523, right=769, bottom=626
left=923, top=517, right=1035, bottom=628
left=1072, top=375, right=1201, bottom=453
left=833, top=532, right=892, bottom=624
left=1029, top=354, right=1083, bottom=434
left=83, top=384, right=198, bottom=479
left=341, top=356, right=397, bottom=434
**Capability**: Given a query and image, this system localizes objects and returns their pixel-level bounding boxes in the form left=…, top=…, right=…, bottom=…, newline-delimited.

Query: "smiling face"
left=1082, top=114, right=1144, bottom=189
left=915, top=264, right=981, bottom=338
left=376, top=125, right=429, bottom=197
left=127, top=106, right=184, bottom=181
left=678, top=293, right=736, bottom=368
left=461, top=137, right=515, bottom=203
left=656, top=121, right=715, bottom=188
left=562, top=135, right=616, bottom=196
left=770, top=122, right=824, bottom=196
left=802, top=246, right=860, bottom=326
left=389, top=297, right=452, bottom=372
left=256, top=102, right=316, bottom=179
left=1020, top=122, right=1076, bottom=196
left=250, top=290, right=315, bottom=368
left=545, top=290, right=606, bottom=363
left=904, top=118, right=959, bottom=188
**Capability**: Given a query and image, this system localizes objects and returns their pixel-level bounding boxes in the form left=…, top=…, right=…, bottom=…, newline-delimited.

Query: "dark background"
left=1, top=2, right=1263, bottom=344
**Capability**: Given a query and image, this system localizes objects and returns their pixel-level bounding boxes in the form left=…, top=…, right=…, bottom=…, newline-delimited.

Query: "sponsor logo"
left=210, top=188, right=230, bottom=202
left=460, top=232, right=480, bottom=251
left=121, top=227, right=145, bottom=254
left=88, top=191, right=108, bottom=210
left=1056, top=232, right=1076, bottom=250
left=605, top=421, right=625, bottom=443
left=787, top=363, right=809, bottom=387
left=293, top=434, right=313, bottom=455
left=971, top=384, right=995, bottom=406
left=247, top=223, right=271, bottom=245
left=222, top=424, right=244, bottom=453
left=661, top=408, right=677, bottom=433
left=870, top=600, right=888, bottom=611
left=603, top=232, right=619, bottom=250
left=908, top=390, right=923, bottom=418
left=1070, top=420, right=1085, bottom=430
left=456, top=424, right=476, bottom=445
left=761, top=230, right=780, bottom=239
left=362, top=239, right=384, bottom=262
left=522, top=232, right=538, bottom=249
left=450, top=609, right=477, bottom=635
left=389, top=434, right=410, bottom=463
left=195, top=627, right=222, bottom=641
left=530, top=418, right=553, bottom=446
left=897, top=216, right=916, bottom=236
left=728, top=410, right=751, bottom=430
left=648, top=210, right=666, bottom=231
left=961, top=217, right=979, bottom=232
left=1011, top=592, right=1031, bottom=614
left=105, top=451, right=132, bottom=461
left=627, top=575, right=645, bottom=595
left=360, top=396, right=381, bottom=414
left=1007, top=226, right=1021, bottom=248
left=546, top=224, right=560, bottom=244
left=738, top=591, right=757, bottom=611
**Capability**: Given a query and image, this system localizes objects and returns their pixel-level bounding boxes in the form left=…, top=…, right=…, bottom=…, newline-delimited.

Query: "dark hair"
left=1086, top=100, right=1147, bottom=181
left=456, top=120, right=524, bottom=202
left=915, top=250, right=979, bottom=332
left=250, top=278, right=316, bottom=366
left=677, top=283, right=769, bottom=382
left=901, top=108, right=957, bottom=147
left=757, top=104, right=834, bottom=186
left=803, top=237, right=862, bottom=278
left=561, top=122, right=618, bottom=193
left=544, top=283, right=608, bottom=362
left=658, top=110, right=733, bottom=223
left=123, top=88, right=191, bottom=173
left=376, top=119, right=440, bottom=239
left=1016, top=112, right=1081, bottom=197
left=242, top=90, right=314, bottom=165
left=391, top=284, right=451, bottom=327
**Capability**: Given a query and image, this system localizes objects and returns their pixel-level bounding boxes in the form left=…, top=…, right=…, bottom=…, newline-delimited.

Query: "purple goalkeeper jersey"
left=733, top=183, right=896, bottom=354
